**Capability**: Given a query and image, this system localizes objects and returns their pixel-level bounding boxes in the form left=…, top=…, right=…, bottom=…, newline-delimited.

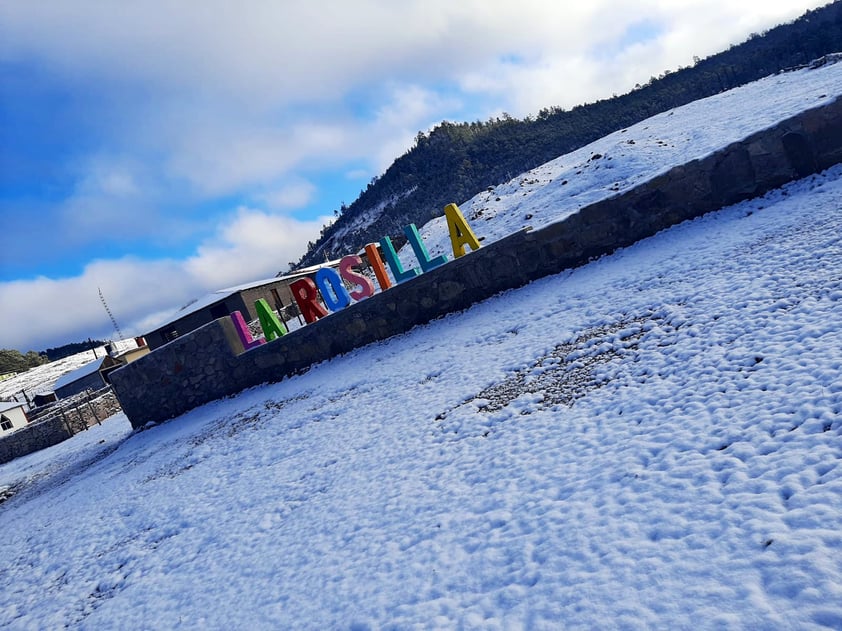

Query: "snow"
left=0, top=349, right=105, bottom=402
left=2, top=64, right=842, bottom=629
left=0, top=339, right=140, bottom=403
left=51, top=359, right=105, bottom=391
left=399, top=60, right=842, bottom=266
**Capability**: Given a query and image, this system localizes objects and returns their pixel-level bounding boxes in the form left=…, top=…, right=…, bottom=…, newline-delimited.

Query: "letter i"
left=364, top=243, right=392, bottom=291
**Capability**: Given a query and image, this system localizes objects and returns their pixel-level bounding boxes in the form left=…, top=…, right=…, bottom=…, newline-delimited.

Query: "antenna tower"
left=98, top=287, right=125, bottom=341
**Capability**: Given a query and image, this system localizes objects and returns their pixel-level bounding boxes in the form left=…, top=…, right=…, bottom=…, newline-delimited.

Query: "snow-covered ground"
left=2, top=65, right=842, bottom=629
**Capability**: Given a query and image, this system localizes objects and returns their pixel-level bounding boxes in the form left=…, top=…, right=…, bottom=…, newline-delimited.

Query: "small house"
left=142, top=263, right=345, bottom=350
left=99, top=343, right=151, bottom=384
left=0, top=401, right=29, bottom=435
left=32, top=392, right=58, bottom=407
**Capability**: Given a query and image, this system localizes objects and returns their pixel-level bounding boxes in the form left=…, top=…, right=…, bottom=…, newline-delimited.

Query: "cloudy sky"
left=0, top=0, right=829, bottom=352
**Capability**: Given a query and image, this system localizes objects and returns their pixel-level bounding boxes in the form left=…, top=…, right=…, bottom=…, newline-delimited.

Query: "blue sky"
left=0, top=0, right=828, bottom=352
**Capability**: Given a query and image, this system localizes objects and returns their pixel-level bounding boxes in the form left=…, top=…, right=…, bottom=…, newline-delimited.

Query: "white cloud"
left=257, top=180, right=318, bottom=210
left=2, top=1, right=825, bottom=198
left=163, top=119, right=302, bottom=197
left=0, top=207, right=329, bottom=351
left=0, top=258, right=194, bottom=351
left=184, top=207, right=330, bottom=287
left=76, top=161, right=139, bottom=198
left=2, top=1, right=824, bottom=109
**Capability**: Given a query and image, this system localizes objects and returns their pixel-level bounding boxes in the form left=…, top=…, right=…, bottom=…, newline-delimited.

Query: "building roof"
left=0, top=401, right=25, bottom=413
left=147, top=262, right=343, bottom=333
left=53, top=359, right=105, bottom=390
left=162, top=290, right=239, bottom=325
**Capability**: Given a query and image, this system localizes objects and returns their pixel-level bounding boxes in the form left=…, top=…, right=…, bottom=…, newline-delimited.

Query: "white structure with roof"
left=142, top=263, right=345, bottom=350
left=0, top=401, right=28, bottom=435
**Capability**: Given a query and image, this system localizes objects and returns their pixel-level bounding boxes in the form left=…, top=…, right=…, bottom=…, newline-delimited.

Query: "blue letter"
left=315, top=267, right=352, bottom=312
left=379, top=236, right=420, bottom=283
left=404, top=223, right=448, bottom=272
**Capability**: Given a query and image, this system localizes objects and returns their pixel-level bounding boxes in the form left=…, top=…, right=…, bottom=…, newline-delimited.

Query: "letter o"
left=315, top=267, right=352, bottom=312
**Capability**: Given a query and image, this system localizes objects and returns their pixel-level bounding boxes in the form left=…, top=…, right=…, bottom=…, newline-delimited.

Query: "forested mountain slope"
left=292, top=1, right=842, bottom=269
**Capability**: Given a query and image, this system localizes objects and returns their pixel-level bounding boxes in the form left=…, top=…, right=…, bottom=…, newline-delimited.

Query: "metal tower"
left=98, top=287, right=125, bottom=341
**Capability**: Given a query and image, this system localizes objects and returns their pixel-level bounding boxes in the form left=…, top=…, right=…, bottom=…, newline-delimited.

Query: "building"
left=143, top=263, right=344, bottom=350
left=53, top=359, right=107, bottom=399
left=0, top=401, right=29, bottom=435
left=48, top=339, right=152, bottom=399
left=99, top=343, right=151, bottom=384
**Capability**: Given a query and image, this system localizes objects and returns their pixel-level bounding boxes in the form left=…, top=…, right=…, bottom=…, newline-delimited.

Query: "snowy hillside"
left=400, top=58, right=842, bottom=266
left=1, top=349, right=103, bottom=402
left=0, top=339, right=141, bottom=403
left=1, top=70, right=842, bottom=628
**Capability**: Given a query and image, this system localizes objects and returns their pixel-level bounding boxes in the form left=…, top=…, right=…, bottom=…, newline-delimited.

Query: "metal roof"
left=53, top=359, right=105, bottom=390
left=147, top=262, right=342, bottom=332
left=0, top=401, right=25, bottom=413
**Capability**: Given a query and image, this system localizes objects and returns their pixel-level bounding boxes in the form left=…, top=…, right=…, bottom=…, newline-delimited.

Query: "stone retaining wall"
left=111, top=96, right=842, bottom=429
left=0, top=389, right=122, bottom=465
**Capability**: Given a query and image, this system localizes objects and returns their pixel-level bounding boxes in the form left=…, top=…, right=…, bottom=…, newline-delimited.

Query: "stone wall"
left=0, top=388, right=122, bottom=465
left=111, top=96, right=842, bottom=429
left=0, top=416, right=71, bottom=466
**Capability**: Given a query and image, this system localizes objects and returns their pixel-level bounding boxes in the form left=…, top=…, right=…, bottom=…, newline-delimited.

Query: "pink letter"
left=339, top=255, right=375, bottom=301
left=231, top=310, right=265, bottom=350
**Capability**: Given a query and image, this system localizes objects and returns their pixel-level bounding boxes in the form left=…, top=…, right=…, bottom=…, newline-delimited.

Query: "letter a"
left=444, top=203, right=481, bottom=258
left=255, top=298, right=287, bottom=342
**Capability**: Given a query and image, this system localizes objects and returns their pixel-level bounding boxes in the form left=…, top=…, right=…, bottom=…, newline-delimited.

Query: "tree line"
left=292, top=1, right=842, bottom=269
left=0, top=349, right=48, bottom=374
left=0, top=339, right=109, bottom=371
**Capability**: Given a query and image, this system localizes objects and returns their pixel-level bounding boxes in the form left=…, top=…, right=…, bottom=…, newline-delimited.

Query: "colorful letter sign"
left=239, top=203, right=481, bottom=350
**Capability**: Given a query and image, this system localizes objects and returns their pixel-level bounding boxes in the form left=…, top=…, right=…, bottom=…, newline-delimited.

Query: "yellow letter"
left=445, top=203, right=481, bottom=258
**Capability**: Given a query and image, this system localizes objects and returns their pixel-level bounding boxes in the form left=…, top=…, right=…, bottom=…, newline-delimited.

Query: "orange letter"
left=364, top=243, right=392, bottom=291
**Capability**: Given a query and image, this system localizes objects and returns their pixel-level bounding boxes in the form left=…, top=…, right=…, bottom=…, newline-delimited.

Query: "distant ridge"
left=292, top=1, right=842, bottom=270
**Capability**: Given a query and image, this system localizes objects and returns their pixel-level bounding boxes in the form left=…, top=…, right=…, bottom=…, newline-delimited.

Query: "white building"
left=0, top=401, right=29, bottom=436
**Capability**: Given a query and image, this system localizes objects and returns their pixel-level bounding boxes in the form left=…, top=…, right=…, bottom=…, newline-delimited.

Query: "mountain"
left=396, top=58, right=842, bottom=266
left=2, top=46, right=842, bottom=629
left=292, top=0, right=842, bottom=269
